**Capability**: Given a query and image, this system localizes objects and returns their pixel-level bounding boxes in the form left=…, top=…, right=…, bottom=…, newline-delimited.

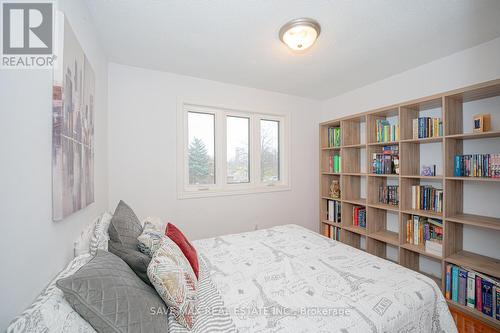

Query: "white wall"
left=321, top=37, right=500, bottom=277
left=107, top=63, right=320, bottom=241
left=0, top=0, right=108, bottom=329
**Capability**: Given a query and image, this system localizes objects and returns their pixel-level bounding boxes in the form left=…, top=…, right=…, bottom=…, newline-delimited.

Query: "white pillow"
left=74, top=218, right=98, bottom=257
left=89, top=212, right=112, bottom=256
left=73, top=212, right=112, bottom=257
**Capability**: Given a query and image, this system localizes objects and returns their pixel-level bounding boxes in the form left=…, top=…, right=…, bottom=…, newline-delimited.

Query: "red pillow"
left=165, top=223, right=199, bottom=279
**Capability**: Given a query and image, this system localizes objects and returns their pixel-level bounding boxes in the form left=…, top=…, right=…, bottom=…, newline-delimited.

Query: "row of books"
left=454, top=154, right=500, bottom=178
left=353, top=206, right=366, bottom=228
left=378, top=185, right=399, bottom=206
left=328, top=127, right=341, bottom=147
left=327, top=200, right=341, bottom=223
left=329, top=154, right=341, bottom=173
left=412, top=117, right=442, bottom=139
left=411, top=185, right=443, bottom=213
left=446, top=264, right=500, bottom=320
left=405, top=215, right=443, bottom=256
left=376, top=119, right=400, bottom=143
left=371, top=145, right=400, bottom=174
left=323, top=224, right=341, bottom=241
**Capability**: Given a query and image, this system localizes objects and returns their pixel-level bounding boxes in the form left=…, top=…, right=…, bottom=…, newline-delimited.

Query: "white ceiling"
left=84, top=0, right=500, bottom=100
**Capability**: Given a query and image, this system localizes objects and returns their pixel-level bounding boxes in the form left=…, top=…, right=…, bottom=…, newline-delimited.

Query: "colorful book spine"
left=476, top=274, right=483, bottom=312
left=467, top=271, right=476, bottom=308
left=445, top=264, right=452, bottom=299
left=482, top=278, right=493, bottom=316
left=452, top=266, right=459, bottom=302
left=458, top=268, right=468, bottom=305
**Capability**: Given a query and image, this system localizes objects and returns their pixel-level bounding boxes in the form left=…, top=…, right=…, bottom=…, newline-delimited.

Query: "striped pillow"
left=89, top=212, right=113, bottom=256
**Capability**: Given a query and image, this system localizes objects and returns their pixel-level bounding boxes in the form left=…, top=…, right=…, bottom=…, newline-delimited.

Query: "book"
left=467, top=271, right=476, bottom=308
left=482, top=278, right=493, bottom=316
left=495, top=286, right=500, bottom=320
left=476, top=274, right=483, bottom=311
left=445, top=264, right=452, bottom=299
left=451, top=266, right=459, bottom=302
left=458, top=268, right=468, bottom=305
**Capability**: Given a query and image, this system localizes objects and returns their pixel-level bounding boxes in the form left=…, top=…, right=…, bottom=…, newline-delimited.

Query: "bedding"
left=9, top=224, right=457, bottom=333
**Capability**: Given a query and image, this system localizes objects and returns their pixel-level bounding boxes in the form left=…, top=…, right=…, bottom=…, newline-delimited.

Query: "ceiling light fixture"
left=279, top=18, right=321, bottom=52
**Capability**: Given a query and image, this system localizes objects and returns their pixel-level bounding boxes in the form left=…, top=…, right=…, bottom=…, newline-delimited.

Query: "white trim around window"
left=177, top=100, right=291, bottom=199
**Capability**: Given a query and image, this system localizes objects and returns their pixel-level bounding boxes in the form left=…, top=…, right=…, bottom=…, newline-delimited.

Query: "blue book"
left=458, top=268, right=468, bottom=305
left=496, top=286, right=500, bottom=320
left=482, top=278, right=493, bottom=316
left=452, top=266, right=459, bottom=302
left=454, top=155, right=462, bottom=177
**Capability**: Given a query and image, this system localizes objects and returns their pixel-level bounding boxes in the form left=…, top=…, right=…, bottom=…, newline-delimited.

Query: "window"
left=260, top=119, right=279, bottom=182
left=187, top=112, right=215, bottom=185
left=178, top=103, right=289, bottom=198
left=226, top=116, right=250, bottom=184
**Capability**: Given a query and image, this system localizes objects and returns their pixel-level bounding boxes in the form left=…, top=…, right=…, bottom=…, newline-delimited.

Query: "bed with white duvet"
left=8, top=224, right=457, bottom=333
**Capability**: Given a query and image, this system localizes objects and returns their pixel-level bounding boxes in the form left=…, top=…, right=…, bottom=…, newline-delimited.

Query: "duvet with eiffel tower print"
left=189, top=224, right=457, bottom=333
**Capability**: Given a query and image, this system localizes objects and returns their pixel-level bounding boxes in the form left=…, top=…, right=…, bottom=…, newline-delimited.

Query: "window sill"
left=178, top=184, right=291, bottom=199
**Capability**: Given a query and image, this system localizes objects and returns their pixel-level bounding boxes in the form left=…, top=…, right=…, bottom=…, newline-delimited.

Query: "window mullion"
left=215, top=110, right=225, bottom=190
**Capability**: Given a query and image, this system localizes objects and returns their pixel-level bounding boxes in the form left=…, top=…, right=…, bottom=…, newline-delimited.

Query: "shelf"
left=403, top=208, right=444, bottom=219
left=342, top=172, right=366, bottom=176
left=343, top=198, right=366, bottom=206
left=445, top=177, right=500, bottom=182
left=446, top=300, right=500, bottom=331
left=445, top=251, right=500, bottom=279
left=446, top=213, right=500, bottom=231
left=321, top=196, right=341, bottom=201
left=367, top=202, right=399, bottom=212
left=400, top=137, right=443, bottom=144
left=343, top=225, right=366, bottom=235
left=367, top=141, right=399, bottom=146
left=400, top=243, right=442, bottom=260
left=400, top=175, right=443, bottom=180
left=445, top=130, right=500, bottom=140
left=368, top=173, right=399, bottom=178
left=342, top=143, right=366, bottom=148
left=368, top=230, right=399, bottom=246
left=322, top=172, right=341, bottom=176
left=321, top=220, right=342, bottom=227
left=321, top=146, right=341, bottom=150
left=402, top=209, right=443, bottom=219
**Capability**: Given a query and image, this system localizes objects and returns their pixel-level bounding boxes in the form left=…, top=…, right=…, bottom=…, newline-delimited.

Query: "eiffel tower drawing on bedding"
left=200, top=254, right=228, bottom=277
left=319, top=258, right=375, bottom=292
left=252, top=278, right=295, bottom=328
left=260, top=242, right=295, bottom=262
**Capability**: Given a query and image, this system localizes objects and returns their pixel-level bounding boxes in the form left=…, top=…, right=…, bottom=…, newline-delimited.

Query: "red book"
left=476, top=275, right=482, bottom=311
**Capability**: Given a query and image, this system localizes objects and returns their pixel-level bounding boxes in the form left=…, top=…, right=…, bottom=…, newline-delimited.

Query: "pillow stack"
left=59, top=200, right=200, bottom=331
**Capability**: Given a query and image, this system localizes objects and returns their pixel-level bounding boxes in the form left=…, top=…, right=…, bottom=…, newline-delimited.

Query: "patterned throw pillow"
left=137, top=222, right=164, bottom=257
left=148, top=237, right=197, bottom=329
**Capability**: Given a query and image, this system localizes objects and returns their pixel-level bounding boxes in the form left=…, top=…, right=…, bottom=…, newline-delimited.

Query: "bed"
left=8, top=224, right=457, bottom=333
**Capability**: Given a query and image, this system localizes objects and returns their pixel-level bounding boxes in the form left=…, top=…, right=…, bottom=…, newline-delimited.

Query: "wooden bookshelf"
left=319, top=79, right=500, bottom=330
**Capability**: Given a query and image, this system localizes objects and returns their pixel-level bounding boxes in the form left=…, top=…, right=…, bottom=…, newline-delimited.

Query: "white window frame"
left=177, top=101, right=290, bottom=199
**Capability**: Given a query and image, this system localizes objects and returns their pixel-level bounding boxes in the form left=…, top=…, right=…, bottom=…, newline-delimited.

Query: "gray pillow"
left=108, top=200, right=143, bottom=249
left=108, top=200, right=151, bottom=284
left=108, top=240, right=151, bottom=285
left=57, top=250, right=169, bottom=333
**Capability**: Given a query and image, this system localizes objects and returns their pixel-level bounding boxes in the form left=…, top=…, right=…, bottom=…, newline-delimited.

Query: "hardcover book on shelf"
left=458, top=268, right=468, bottom=305
left=452, top=266, right=459, bottom=302
left=445, top=264, right=452, bottom=300
left=467, top=271, right=476, bottom=308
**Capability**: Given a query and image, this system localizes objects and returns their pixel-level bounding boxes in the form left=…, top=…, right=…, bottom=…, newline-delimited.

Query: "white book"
left=412, top=118, right=419, bottom=139
left=414, top=218, right=419, bottom=245
left=328, top=200, right=334, bottom=221
left=411, top=186, right=416, bottom=210
left=467, top=271, right=476, bottom=308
